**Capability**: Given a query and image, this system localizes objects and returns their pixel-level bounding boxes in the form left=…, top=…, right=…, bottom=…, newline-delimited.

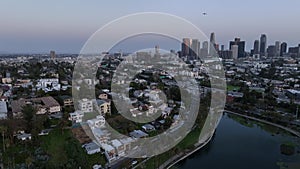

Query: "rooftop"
left=0, top=101, right=7, bottom=113
left=129, top=130, right=149, bottom=138
left=11, top=96, right=60, bottom=113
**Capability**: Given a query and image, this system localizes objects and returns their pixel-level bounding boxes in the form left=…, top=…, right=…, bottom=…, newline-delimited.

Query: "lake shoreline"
left=163, top=110, right=300, bottom=169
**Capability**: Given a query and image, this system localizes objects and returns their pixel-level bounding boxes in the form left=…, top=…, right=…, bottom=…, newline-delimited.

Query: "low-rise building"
left=59, top=95, right=73, bottom=107
left=0, top=101, right=7, bottom=119
left=11, top=96, right=61, bottom=117
left=129, top=130, right=149, bottom=138
left=102, top=143, right=117, bottom=163
left=78, top=98, right=93, bottom=113
left=82, top=141, right=101, bottom=155
left=87, top=115, right=106, bottom=129
left=96, top=99, right=111, bottom=115
left=36, top=78, right=61, bottom=92
left=98, top=93, right=108, bottom=100
left=69, top=111, right=84, bottom=123
left=286, top=89, right=300, bottom=100
left=111, top=139, right=125, bottom=156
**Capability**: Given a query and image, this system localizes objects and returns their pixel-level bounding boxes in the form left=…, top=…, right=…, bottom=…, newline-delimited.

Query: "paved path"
left=163, top=134, right=214, bottom=169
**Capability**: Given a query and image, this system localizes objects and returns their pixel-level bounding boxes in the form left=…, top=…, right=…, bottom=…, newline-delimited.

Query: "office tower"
left=191, top=39, right=200, bottom=58
left=275, top=41, right=280, bottom=56
left=280, top=42, right=287, bottom=56
left=267, top=45, right=276, bottom=57
left=181, top=38, right=191, bottom=56
left=219, top=50, right=232, bottom=59
left=215, top=44, right=220, bottom=51
left=197, top=40, right=201, bottom=59
left=229, top=38, right=245, bottom=58
left=210, top=32, right=216, bottom=45
left=298, top=44, right=300, bottom=57
left=203, top=41, right=209, bottom=50
left=231, top=45, right=238, bottom=59
left=260, top=34, right=267, bottom=56
left=221, top=45, right=225, bottom=51
left=253, top=40, right=260, bottom=55
left=155, top=45, right=160, bottom=55
left=200, top=41, right=209, bottom=57
left=209, top=32, right=216, bottom=56
left=289, top=44, right=300, bottom=57
left=50, top=50, right=56, bottom=60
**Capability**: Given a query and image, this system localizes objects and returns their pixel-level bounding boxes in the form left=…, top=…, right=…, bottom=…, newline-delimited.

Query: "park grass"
left=176, top=127, right=201, bottom=150
left=141, top=127, right=201, bottom=169
left=227, top=85, right=240, bottom=91
left=40, top=129, right=71, bottom=166
left=40, top=128, right=106, bottom=167
left=86, top=153, right=107, bottom=168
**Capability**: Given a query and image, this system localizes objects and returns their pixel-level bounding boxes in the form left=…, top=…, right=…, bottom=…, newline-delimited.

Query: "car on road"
left=131, top=160, right=138, bottom=166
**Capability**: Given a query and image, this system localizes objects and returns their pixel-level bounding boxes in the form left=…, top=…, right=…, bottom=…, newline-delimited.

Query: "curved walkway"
left=164, top=134, right=213, bottom=169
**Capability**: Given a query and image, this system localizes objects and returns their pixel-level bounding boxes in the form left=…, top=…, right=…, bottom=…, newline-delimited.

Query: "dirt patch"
left=71, top=126, right=92, bottom=144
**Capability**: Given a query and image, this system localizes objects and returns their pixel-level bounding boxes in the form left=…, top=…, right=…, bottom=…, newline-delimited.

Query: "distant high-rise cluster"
left=180, top=32, right=300, bottom=60
left=180, top=33, right=220, bottom=60
left=50, top=50, right=56, bottom=60
left=229, top=38, right=245, bottom=58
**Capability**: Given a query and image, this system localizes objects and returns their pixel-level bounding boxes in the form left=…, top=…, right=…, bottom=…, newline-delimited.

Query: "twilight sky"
left=1, top=0, right=300, bottom=53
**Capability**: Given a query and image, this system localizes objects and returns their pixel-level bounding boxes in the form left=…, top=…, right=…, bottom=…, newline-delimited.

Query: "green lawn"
left=39, top=129, right=71, bottom=166
left=227, top=85, right=240, bottom=91
left=141, top=127, right=201, bottom=169
left=40, top=129, right=106, bottom=168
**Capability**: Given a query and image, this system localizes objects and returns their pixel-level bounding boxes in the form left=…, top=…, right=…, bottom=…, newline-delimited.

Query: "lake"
left=177, top=113, right=300, bottom=169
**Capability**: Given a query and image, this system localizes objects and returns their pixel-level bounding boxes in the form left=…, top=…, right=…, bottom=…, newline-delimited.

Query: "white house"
left=87, top=115, right=106, bottom=129
left=69, top=111, right=84, bottom=123
left=78, top=98, right=93, bottom=113
left=111, top=139, right=125, bottom=156
left=36, top=78, right=61, bottom=92
left=82, top=141, right=101, bottom=155
left=102, top=143, right=117, bottom=163
left=96, top=99, right=111, bottom=115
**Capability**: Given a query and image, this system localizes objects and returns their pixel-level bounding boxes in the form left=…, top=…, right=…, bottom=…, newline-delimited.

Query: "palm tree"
left=0, top=125, right=7, bottom=152
left=25, top=156, right=33, bottom=169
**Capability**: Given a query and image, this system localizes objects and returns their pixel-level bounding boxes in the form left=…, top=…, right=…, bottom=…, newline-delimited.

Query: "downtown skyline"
left=1, top=0, right=300, bottom=53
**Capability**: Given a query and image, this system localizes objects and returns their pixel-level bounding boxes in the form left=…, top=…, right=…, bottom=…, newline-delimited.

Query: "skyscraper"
left=267, top=45, right=276, bottom=57
left=155, top=45, right=160, bottom=55
left=288, top=44, right=300, bottom=57
left=209, top=32, right=216, bottom=56
left=210, top=32, right=216, bottom=45
left=200, top=41, right=209, bottom=58
left=50, top=50, right=56, bottom=60
left=253, top=40, right=260, bottom=55
left=231, top=45, right=238, bottom=59
left=280, top=42, right=287, bottom=56
left=229, top=38, right=245, bottom=58
left=221, top=45, right=225, bottom=51
left=181, top=38, right=191, bottom=56
left=191, top=39, right=200, bottom=58
left=260, top=34, right=267, bottom=56
left=275, top=41, right=280, bottom=56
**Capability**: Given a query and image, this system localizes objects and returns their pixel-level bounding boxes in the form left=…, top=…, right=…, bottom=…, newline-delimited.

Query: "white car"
left=131, top=160, right=138, bottom=165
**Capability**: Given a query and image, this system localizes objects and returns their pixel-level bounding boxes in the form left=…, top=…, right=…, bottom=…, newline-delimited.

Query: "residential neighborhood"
left=0, top=41, right=300, bottom=168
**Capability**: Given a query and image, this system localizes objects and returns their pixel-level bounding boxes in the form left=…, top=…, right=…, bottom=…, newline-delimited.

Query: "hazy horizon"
left=1, top=0, right=300, bottom=53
